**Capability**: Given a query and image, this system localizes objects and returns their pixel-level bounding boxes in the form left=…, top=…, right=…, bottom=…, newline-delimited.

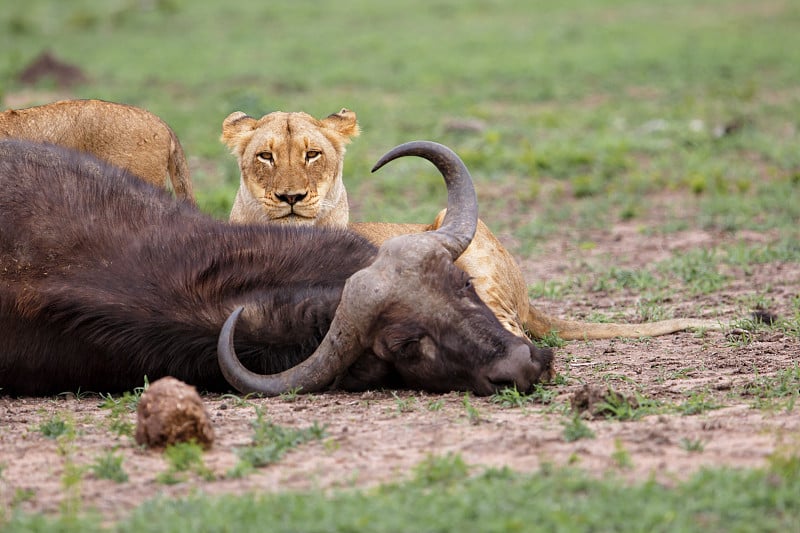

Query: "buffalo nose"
left=486, top=344, right=542, bottom=392
left=275, top=192, right=307, bottom=205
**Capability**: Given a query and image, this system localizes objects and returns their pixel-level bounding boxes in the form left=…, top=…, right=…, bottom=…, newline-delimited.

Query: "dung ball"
left=135, top=377, right=215, bottom=449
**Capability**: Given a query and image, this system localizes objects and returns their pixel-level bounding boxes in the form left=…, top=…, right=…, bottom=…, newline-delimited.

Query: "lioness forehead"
left=246, top=112, right=339, bottom=152
left=254, top=111, right=317, bottom=130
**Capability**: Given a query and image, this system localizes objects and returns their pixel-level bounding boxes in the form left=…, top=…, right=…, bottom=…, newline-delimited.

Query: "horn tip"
left=226, top=305, right=246, bottom=325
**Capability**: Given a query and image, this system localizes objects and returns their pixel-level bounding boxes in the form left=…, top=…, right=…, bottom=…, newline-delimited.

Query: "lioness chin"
left=222, top=108, right=723, bottom=341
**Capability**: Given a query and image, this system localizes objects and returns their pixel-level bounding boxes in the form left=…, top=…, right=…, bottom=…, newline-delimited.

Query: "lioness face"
left=222, top=109, right=359, bottom=226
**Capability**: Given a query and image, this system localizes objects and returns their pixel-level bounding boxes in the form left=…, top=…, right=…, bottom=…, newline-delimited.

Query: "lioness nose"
left=275, top=192, right=307, bottom=205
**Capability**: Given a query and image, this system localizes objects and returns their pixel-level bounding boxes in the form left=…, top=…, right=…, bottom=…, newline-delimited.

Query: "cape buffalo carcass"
left=0, top=139, right=552, bottom=397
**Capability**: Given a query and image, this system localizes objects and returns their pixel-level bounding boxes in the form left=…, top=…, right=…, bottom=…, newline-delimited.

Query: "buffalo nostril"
left=486, top=344, right=540, bottom=393
left=275, top=192, right=307, bottom=205
left=533, top=346, right=555, bottom=381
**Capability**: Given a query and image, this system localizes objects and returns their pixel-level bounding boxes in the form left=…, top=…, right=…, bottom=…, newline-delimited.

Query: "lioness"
left=222, top=109, right=357, bottom=226
left=222, top=109, right=721, bottom=340
left=1, top=99, right=194, bottom=202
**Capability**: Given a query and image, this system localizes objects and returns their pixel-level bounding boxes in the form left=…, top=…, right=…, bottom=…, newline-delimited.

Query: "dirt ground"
left=1, top=216, right=798, bottom=522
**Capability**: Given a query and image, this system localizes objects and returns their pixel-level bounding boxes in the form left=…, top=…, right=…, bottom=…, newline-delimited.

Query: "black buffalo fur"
left=1, top=140, right=549, bottom=396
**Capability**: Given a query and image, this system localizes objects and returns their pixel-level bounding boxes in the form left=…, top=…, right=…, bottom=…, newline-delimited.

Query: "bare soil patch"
left=1, top=219, right=799, bottom=523
left=16, top=50, right=87, bottom=88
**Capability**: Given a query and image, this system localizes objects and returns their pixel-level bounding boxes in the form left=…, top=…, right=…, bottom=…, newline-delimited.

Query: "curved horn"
left=218, top=141, right=477, bottom=395
left=218, top=268, right=382, bottom=395
left=372, top=140, right=478, bottom=259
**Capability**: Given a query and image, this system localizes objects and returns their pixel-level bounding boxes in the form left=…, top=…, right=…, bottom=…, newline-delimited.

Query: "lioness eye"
left=257, top=152, right=273, bottom=164
left=305, top=150, right=320, bottom=162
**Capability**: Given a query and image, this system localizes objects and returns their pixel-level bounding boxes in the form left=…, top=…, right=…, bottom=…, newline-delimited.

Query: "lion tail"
left=524, top=302, right=723, bottom=341
left=167, top=130, right=195, bottom=204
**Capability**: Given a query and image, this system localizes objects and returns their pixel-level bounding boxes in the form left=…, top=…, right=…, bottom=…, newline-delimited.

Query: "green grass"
left=680, top=438, right=707, bottom=453
left=490, top=384, right=556, bottom=408
left=412, top=453, right=471, bottom=486
left=562, top=414, right=596, bottom=442
left=742, top=364, right=800, bottom=411
left=593, top=390, right=662, bottom=421
left=38, top=413, right=71, bottom=440
left=390, top=391, right=418, bottom=413
left=4, top=456, right=800, bottom=532
left=228, top=407, right=326, bottom=478
left=45, top=414, right=83, bottom=521
left=89, top=451, right=129, bottom=484
left=461, top=393, right=483, bottom=424
left=611, top=439, right=634, bottom=470
left=676, top=390, right=724, bottom=416
left=157, top=441, right=214, bottom=485
left=98, top=382, right=149, bottom=438
left=527, top=239, right=800, bottom=301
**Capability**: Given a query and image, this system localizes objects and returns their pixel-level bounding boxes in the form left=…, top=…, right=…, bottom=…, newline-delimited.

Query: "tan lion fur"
left=223, top=109, right=722, bottom=341
left=1, top=99, right=194, bottom=202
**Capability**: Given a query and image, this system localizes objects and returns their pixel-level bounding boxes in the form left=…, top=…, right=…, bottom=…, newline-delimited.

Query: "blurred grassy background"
left=1, top=0, right=798, bottom=250
left=2, top=3, right=800, bottom=528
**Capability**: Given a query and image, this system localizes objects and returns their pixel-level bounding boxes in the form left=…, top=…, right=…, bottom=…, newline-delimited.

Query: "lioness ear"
left=220, top=111, right=258, bottom=151
left=322, top=108, right=360, bottom=142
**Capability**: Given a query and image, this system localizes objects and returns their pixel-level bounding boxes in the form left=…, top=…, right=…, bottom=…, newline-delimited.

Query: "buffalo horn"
left=217, top=294, right=372, bottom=395
left=372, top=140, right=478, bottom=260
left=217, top=141, right=478, bottom=395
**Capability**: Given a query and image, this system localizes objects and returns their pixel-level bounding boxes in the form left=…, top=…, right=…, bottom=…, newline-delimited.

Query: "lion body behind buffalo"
left=1, top=99, right=194, bottom=202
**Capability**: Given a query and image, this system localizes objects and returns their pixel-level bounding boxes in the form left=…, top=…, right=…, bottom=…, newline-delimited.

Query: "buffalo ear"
left=220, top=111, right=258, bottom=153
left=322, top=108, right=360, bottom=142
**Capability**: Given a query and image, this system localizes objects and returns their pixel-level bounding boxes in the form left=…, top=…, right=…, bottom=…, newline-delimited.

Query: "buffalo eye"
left=397, top=340, right=420, bottom=360
left=396, top=337, right=437, bottom=362
left=385, top=337, right=422, bottom=362
left=375, top=324, right=431, bottom=363
left=456, top=277, right=474, bottom=297
left=305, top=150, right=321, bottom=162
left=257, top=152, right=274, bottom=164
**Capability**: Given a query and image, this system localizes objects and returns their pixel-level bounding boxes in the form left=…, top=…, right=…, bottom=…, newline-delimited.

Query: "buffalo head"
left=218, top=141, right=553, bottom=395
